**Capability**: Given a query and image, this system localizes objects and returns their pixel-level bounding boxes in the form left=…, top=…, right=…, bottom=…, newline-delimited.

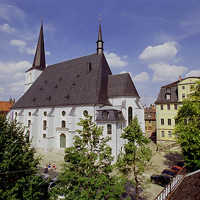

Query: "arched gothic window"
left=60, top=134, right=66, bottom=148
left=128, top=107, right=133, bottom=125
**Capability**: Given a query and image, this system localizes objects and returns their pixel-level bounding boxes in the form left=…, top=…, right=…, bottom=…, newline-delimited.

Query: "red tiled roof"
left=0, top=101, right=13, bottom=112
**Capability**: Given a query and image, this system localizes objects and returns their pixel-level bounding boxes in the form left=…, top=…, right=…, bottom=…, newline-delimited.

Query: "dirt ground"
left=36, top=142, right=183, bottom=200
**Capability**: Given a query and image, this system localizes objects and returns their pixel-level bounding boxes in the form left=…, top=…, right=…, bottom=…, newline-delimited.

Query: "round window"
left=62, top=111, right=66, bottom=116
left=83, top=110, right=88, bottom=117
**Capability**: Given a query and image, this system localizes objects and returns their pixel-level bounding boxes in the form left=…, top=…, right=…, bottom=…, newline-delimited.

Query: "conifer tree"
left=0, top=115, right=48, bottom=200
left=50, top=115, right=126, bottom=200
left=117, top=117, right=152, bottom=200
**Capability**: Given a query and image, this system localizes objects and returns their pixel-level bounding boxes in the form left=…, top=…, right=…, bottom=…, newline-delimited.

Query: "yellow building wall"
left=178, top=77, right=199, bottom=102
left=156, top=103, right=178, bottom=142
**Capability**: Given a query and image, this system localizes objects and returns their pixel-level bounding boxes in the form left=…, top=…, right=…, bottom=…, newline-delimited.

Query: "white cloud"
left=105, top=52, right=128, bottom=68
left=185, top=70, right=200, bottom=77
left=10, top=39, right=26, bottom=47
left=0, top=23, right=15, bottom=33
left=0, top=4, right=25, bottom=21
left=46, top=51, right=51, bottom=56
left=133, top=72, right=149, bottom=82
left=139, top=42, right=178, bottom=62
left=149, top=63, right=188, bottom=82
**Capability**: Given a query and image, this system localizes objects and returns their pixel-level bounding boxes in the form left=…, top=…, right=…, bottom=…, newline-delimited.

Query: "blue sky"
left=0, top=0, right=200, bottom=105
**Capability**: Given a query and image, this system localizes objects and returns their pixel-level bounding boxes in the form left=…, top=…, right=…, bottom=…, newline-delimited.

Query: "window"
left=168, top=119, right=171, bottom=125
left=190, top=85, right=194, bottom=90
left=182, top=94, right=185, bottom=99
left=175, top=119, right=178, bottom=125
left=107, top=124, right=112, bottom=134
left=28, top=112, right=31, bottom=116
left=43, top=134, right=46, bottom=138
left=44, top=111, right=47, bottom=116
left=83, top=110, right=88, bottom=117
left=60, top=134, right=66, bottom=148
left=43, top=120, right=47, bottom=130
left=88, top=62, right=92, bottom=72
left=174, top=104, right=178, bottom=110
left=168, top=131, right=172, bottom=137
left=62, top=111, right=66, bottom=116
left=182, top=85, right=185, bottom=89
left=161, top=104, right=163, bottom=110
left=166, top=94, right=171, bottom=100
left=15, top=112, right=17, bottom=116
left=167, top=104, right=170, bottom=110
left=61, top=120, right=66, bottom=128
left=128, top=107, right=133, bottom=125
left=161, top=131, right=165, bottom=137
left=28, top=120, right=31, bottom=127
left=161, top=118, right=164, bottom=125
left=166, top=88, right=171, bottom=93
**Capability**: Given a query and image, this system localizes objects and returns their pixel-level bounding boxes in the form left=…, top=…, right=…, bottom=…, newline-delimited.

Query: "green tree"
left=0, top=115, right=49, bottom=200
left=174, top=81, right=200, bottom=171
left=50, top=115, right=126, bottom=200
left=117, top=117, right=152, bottom=200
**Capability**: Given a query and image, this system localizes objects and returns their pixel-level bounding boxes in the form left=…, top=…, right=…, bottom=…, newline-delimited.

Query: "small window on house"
left=161, top=118, right=164, bottom=125
left=128, top=107, right=133, bottom=125
left=168, top=131, right=172, bottom=137
left=167, top=104, right=170, bottom=110
left=166, top=94, right=171, bottom=100
left=190, top=85, right=194, bottom=90
left=28, top=112, right=31, bottom=116
left=182, top=85, right=185, bottom=89
left=83, top=110, right=88, bottom=117
left=88, top=62, right=92, bottom=73
left=168, top=119, right=171, bottom=125
left=44, top=111, right=47, bottom=116
left=174, top=104, right=178, bottom=110
left=161, top=131, right=165, bottom=137
left=15, top=112, right=17, bottom=116
left=43, top=120, right=47, bottom=130
left=61, top=120, right=66, bottom=128
left=43, top=134, right=46, bottom=138
left=62, top=111, right=66, bottom=116
left=107, top=124, right=112, bottom=134
left=28, top=120, right=31, bottom=127
left=161, top=104, right=163, bottom=110
left=182, top=94, right=185, bottom=99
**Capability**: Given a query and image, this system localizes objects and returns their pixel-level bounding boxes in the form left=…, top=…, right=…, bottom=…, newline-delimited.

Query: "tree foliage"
left=0, top=115, right=48, bottom=200
left=50, top=115, right=126, bottom=200
left=174, top=81, right=200, bottom=171
left=117, top=117, right=152, bottom=200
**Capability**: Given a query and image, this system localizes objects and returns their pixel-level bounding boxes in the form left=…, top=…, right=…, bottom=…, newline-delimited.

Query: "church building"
left=8, top=24, right=144, bottom=161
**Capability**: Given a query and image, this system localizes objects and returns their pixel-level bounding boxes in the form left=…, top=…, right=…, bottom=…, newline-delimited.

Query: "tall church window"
left=43, top=120, right=47, bottom=130
left=60, top=134, right=66, bottom=148
left=107, top=124, right=112, bottom=134
left=28, top=120, right=31, bottom=127
left=61, top=120, right=66, bottom=128
left=128, top=107, right=133, bottom=125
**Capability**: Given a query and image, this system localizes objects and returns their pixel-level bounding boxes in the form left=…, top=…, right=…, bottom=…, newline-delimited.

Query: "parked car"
left=171, top=165, right=183, bottom=172
left=162, top=169, right=177, bottom=177
left=151, top=174, right=172, bottom=187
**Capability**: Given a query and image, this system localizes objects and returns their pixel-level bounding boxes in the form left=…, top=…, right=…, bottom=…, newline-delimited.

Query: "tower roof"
left=26, top=23, right=46, bottom=72
left=98, top=24, right=103, bottom=41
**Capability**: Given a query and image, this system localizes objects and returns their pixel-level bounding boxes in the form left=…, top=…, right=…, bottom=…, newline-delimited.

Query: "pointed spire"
left=96, top=23, right=104, bottom=55
left=27, top=22, right=46, bottom=72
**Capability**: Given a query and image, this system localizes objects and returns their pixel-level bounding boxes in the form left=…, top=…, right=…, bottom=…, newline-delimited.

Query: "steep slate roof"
left=107, top=73, right=140, bottom=98
left=13, top=53, right=113, bottom=109
left=169, top=170, right=200, bottom=200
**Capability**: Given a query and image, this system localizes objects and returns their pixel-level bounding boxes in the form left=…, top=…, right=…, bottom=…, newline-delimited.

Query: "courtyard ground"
left=36, top=142, right=183, bottom=200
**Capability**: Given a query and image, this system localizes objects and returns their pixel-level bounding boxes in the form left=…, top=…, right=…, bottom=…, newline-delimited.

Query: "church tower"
left=25, top=23, right=46, bottom=92
left=96, top=24, right=104, bottom=55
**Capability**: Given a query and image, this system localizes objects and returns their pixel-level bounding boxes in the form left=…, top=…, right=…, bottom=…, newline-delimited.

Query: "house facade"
left=8, top=24, right=144, bottom=161
left=155, top=76, right=200, bottom=144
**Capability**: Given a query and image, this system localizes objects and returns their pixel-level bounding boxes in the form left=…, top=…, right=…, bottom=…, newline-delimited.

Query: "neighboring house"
left=155, top=76, right=200, bottom=144
left=144, top=104, right=156, bottom=142
left=8, top=24, right=144, bottom=161
left=0, top=99, right=14, bottom=116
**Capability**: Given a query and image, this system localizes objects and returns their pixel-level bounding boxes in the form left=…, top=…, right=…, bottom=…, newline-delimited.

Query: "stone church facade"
left=8, top=24, right=144, bottom=161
